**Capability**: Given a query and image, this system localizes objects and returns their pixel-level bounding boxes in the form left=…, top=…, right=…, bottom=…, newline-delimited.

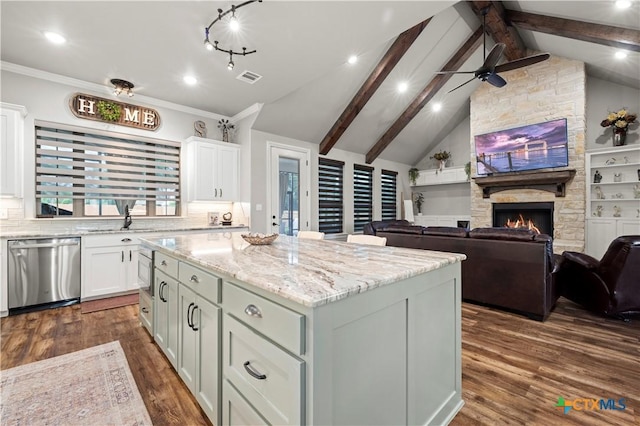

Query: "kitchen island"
left=141, top=231, right=466, bottom=426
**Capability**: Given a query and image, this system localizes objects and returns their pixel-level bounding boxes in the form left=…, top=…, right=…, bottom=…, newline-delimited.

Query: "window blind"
left=353, top=164, right=373, bottom=232
left=318, top=158, right=344, bottom=234
left=35, top=121, right=180, bottom=215
left=381, top=169, right=398, bottom=221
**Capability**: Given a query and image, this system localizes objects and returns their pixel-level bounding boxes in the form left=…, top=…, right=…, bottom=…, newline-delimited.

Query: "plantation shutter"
left=35, top=121, right=180, bottom=204
left=381, top=169, right=397, bottom=221
left=318, top=158, right=344, bottom=234
left=353, top=164, right=373, bottom=232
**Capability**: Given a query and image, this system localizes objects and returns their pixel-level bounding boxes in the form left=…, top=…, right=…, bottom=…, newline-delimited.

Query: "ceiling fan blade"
left=482, top=43, right=506, bottom=69
left=447, top=76, right=477, bottom=93
left=486, top=72, right=507, bottom=88
left=434, top=70, right=476, bottom=75
left=494, top=53, right=551, bottom=74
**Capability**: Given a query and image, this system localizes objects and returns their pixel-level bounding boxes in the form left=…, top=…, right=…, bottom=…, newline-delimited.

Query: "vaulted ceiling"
left=1, top=1, right=639, bottom=165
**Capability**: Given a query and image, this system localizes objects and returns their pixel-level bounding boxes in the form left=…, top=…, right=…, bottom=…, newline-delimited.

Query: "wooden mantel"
left=473, top=170, right=576, bottom=198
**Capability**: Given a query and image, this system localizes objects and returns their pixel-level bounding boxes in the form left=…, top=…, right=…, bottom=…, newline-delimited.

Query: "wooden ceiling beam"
left=365, top=26, right=483, bottom=164
left=469, top=1, right=526, bottom=61
left=318, top=18, right=431, bottom=156
left=506, top=9, right=640, bottom=52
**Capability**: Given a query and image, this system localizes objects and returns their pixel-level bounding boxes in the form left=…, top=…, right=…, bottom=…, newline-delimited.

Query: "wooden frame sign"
left=70, top=93, right=161, bottom=131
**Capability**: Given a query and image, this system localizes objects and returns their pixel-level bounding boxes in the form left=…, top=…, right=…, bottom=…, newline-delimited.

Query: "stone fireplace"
left=493, top=202, right=554, bottom=236
left=469, top=54, right=586, bottom=254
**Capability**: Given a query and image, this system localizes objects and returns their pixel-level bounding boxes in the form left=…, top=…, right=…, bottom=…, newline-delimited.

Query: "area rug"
left=81, top=293, right=139, bottom=314
left=0, top=341, right=152, bottom=425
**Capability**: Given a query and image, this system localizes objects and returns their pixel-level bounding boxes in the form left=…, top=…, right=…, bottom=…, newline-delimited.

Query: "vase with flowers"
left=600, top=108, right=637, bottom=146
left=218, top=119, right=235, bottom=142
left=430, top=150, right=451, bottom=172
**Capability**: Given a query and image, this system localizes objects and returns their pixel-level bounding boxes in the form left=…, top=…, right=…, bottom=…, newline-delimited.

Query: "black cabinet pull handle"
left=243, top=361, right=266, bottom=380
left=129, top=250, right=132, bottom=261
left=159, top=281, right=167, bottom=302
left=121, top=251, right=124, bottom=262
left=186, top=302, right=194, bottom=328
left=191, top=305, right=198, bottom=331
left=121, top=238, right=132, bottom=242
left=141, top=307, right=149, bottom=314
left=161, top=260, right=167, bottom=266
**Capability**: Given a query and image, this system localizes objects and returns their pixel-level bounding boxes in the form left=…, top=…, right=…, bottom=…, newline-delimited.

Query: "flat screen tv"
left=474, top=118, right=569, bottom=176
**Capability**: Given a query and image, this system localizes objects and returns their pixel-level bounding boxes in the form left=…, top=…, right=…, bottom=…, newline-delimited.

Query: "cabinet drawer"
left=178, top=262, right=221, bottom=304
left=224, top=282, right=305, bottom=355
left=83, top=233, right=140, bottom=248
left=139, top=290, right=153, bottom=335
left=223, top=315, right=304, bottom=426
left=222, top=380, right=268, bottom=426
left=155, top=252, right=178, bottom=278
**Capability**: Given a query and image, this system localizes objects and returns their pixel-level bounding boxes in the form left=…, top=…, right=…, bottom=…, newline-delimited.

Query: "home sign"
left=69, top=93, right=161, bottom=131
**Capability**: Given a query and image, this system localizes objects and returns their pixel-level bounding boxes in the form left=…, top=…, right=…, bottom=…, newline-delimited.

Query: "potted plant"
left=413, top=192, right=424, bottom=215
left=430, top=150, right=451, bottom=172
left=408, top=167, right=420, bottom=186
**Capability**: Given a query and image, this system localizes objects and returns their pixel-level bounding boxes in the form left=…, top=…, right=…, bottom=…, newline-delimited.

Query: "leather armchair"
left=558, top=236, right=640, bottom=319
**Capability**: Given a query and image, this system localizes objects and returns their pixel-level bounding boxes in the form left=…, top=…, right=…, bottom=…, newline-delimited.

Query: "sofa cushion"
left=384, top=225, right=425, bottom=235
left=469, top=227, right=535, bottom=241
left=363, top=220, right=411, bottom=235
left=422, top=226, right=468, bottom=238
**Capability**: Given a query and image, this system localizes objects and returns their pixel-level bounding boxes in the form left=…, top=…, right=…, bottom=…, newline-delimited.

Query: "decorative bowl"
left=241, top=233, right=279, bottom=245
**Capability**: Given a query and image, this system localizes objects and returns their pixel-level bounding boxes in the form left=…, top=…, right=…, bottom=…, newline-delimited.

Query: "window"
left=35, top=122, right=180, bottom=218
left=353, top=164, right=373, bottom=232
left=381, top=169, right=398, bottom=221
left=318, top=158, right=344, bottom=234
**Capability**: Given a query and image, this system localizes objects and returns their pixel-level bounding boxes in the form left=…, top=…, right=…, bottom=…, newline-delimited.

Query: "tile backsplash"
left=0, top=199, right=250, bottom=236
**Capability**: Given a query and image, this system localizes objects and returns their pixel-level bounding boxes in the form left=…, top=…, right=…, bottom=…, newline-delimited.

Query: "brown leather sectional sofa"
left=364, top=221, right=560, bottom=321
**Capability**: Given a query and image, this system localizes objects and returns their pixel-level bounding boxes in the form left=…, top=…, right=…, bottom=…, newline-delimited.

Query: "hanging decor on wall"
left=69, top=93, right=161, bottom=131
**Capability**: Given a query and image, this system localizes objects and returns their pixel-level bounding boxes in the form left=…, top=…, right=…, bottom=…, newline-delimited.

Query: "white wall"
left=0, top=69, right=251, bottom=234
left=250, top=129, right=412, bottom=234
left=415, top=116, right=471, bottom=170
left=586, top=76, right=640, bottom=150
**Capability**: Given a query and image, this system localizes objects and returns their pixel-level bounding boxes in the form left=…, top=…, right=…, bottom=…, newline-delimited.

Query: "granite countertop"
left=0, top=225, right=248, bottom=239
left=141, top=232, right=466, bottom=308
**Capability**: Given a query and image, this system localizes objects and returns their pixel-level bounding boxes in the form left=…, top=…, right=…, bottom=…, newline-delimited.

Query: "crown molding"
left=1, top=61, right=229, bottom=121
left=232, top=102, right=263, bottom=123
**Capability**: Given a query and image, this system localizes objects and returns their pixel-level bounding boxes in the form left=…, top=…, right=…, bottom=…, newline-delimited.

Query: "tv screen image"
left=474, top=118, right=569, bottom=175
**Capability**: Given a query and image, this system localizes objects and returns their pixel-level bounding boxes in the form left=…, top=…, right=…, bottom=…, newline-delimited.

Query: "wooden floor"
left=1, top=298, right=638, bottom=425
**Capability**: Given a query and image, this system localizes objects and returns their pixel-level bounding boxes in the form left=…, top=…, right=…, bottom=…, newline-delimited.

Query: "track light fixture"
left=203, top=0, right=262, bottom=70
left=110, top=78, right=134, bottom=97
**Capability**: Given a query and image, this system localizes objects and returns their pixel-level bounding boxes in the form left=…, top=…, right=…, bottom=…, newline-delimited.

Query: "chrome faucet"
left=122, top=205, right=133, bottom=230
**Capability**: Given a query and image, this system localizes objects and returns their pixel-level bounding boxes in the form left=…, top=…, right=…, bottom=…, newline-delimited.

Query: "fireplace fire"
left=505, top=214, right=541, bottom=234
left=493, top=202, right=554, bottom=236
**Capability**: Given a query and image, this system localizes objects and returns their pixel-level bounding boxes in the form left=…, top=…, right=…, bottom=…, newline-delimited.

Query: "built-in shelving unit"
left=411, top=166, right=468, bottom=187
left=586, top=145, right=640, bottom=258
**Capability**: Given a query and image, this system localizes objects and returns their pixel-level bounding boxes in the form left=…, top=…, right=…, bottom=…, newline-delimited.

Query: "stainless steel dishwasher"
left=8, top=237, right=81, bottom=313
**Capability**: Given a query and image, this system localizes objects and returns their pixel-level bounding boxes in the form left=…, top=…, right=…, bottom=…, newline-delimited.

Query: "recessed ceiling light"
left=615, top=0, right=632, bottom=9
left=44, top=31, right=66, bottom=45
left=348, top=55, right=358, bottom=65
left=614, top=50, right=628, bottom=59
left=432, top=102, right=443, bottom=112
left=183, top=75, right=198, bottom=85
left=397, top=82, right=408, bottom=93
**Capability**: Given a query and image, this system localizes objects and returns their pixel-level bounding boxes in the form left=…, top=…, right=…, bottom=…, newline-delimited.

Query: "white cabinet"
left=156, top=251, right=222, bottom=425
left=586, top=146, right=640, bottom=258
left=178, top=284, right=221, bottom=424
left=186, top=137, right=239, bottom=202
left=82, top=233, right=143, bottom=299
left=155, top=269, right=179, bottom=369
left=0, top=103, right=26, bottom=198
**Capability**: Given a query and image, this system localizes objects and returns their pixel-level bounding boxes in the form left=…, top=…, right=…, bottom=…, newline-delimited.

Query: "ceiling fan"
left=438, top=6, right=550, bottom=93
